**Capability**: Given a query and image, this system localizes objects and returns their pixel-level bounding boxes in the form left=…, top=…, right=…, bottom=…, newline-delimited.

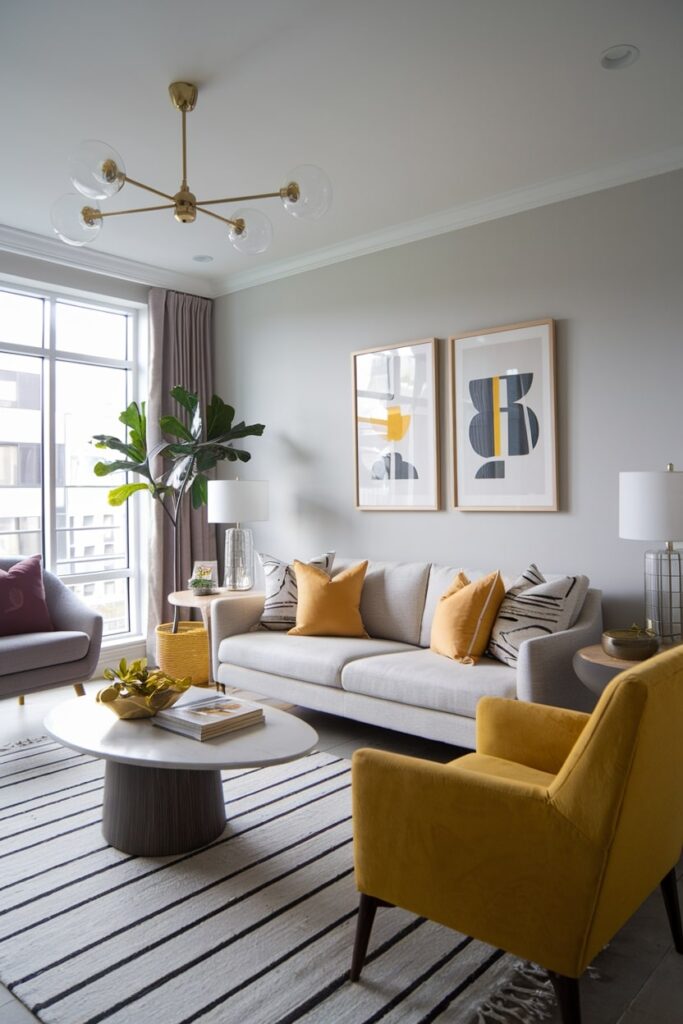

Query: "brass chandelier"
left=51, top=82, right=332, bottom=255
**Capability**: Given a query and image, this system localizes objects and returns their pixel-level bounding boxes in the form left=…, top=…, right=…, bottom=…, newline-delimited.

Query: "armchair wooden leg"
left=548, top=972, right=581, bottom=1024
left=73, top=683, right=86, bottom=697
left=351, top=894, right=392, bottom=982
left=18, top=695, right=25, bottom=706
left=661, top=867, right=683, bottom=954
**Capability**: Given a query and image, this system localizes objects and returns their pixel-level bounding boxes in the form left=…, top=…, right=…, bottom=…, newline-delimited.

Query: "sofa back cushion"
left=333, top=558, right=430, bottom=646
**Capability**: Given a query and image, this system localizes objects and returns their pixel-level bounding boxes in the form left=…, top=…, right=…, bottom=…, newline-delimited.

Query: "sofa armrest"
left=476, top=696, right=590, bottom=774
left=210, top=594, right=266, bottom=677
left=515, top=589, right=603, bottom=710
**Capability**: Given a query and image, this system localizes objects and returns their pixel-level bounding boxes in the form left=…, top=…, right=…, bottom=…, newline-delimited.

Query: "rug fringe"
left=473, top=961, right=556, bottom=1023
left=0, top=735, right=50, bottom=753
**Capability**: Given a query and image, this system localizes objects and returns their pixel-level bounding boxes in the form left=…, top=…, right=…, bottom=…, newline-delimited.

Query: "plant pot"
left=156, top=621, right=209, bottom=685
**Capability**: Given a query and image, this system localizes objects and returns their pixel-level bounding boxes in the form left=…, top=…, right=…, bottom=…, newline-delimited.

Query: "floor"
left=1, top=681, right=681, bottom=1024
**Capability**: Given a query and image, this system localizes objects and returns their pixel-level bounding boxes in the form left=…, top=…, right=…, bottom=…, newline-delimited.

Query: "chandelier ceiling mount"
left=52, top=82, right=331, bottom=256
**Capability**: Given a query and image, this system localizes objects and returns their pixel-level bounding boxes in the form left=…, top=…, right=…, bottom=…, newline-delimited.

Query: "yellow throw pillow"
left=430, top=570, right=505, bottom=664
left=288, top=560, right=369, bottom=638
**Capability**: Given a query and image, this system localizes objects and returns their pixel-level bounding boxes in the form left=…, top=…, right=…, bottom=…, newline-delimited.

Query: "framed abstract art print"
left=450, top=319, right=558, bottom=511
left=353, top=338, right=440, bottom=510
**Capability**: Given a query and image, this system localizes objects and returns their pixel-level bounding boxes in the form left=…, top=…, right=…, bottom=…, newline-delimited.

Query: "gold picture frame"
left=450, top=319, right=558, bottom=511
left=352, top=338, right=440, bottom=511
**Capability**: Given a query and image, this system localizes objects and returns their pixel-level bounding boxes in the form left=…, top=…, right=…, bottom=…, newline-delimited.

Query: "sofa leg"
left=548, top=971, right=581, bottom=1024
left=661, top=867, right=683, bottom=953
left=73, top=683, right=86, bottom=697
left=18, top=695, right=25, bottom=706
left=351, top=894, right=393, bottom=982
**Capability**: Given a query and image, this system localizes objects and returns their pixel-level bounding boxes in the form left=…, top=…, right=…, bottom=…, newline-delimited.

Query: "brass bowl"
left=96, top=687, right=185, bottom=720
left=601, top=628, right=659, bottom=661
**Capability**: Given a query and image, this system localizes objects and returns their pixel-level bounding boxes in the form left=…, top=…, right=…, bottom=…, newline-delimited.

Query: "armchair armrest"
left=476, top=696, right=590, bottom=774
left=352, top=747, right=599, bottom=975
left=210, top=593, right=265, bottom=677
left=43, top=572, right=102, bottom=640
left=516, top=589, right=603, bottom=709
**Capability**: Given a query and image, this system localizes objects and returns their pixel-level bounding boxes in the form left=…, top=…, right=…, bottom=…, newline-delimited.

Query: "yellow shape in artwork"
left=359, top=405, right=411, bottom=441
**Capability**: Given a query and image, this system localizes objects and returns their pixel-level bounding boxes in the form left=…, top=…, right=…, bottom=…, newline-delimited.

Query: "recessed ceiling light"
left=192, top=254, right=214, bottom=263
left=600, top=44, right=640, bottom=70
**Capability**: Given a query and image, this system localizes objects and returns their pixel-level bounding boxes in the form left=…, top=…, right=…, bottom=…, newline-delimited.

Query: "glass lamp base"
left=224, top=527, right=254, bottom=590
left=645, top=548, right=682, bottom=643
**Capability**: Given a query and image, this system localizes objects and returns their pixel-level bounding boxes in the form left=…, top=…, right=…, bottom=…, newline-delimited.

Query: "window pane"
left=0, top=290, right=44, bottom=348
left=56, top=302, right=129, bottom=359
left=0, top=353, right=42, bottom=557
left=68, top=577, right=130, bottom=637
left=55, top=362, right=128, bottom=486
left=56, top=524, right=127, bottom=574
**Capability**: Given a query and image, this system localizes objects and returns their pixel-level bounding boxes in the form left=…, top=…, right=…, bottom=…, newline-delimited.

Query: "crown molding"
left=221, top=145, right=683, bottom=295
left=0, top=224, right=217, bottom=298
left=3, top=146, right=682, bottom=302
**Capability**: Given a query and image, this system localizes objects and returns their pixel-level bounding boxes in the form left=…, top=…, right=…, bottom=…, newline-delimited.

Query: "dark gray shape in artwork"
left=468, top=378, right=495, bottom=457
left=371, top=452, right=419, bottom=480
left=476, top=461, right=505, bottom=479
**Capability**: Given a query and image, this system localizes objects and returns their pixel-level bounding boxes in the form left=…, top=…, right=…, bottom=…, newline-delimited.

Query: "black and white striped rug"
left=0, top=738, right=555, bottom=1024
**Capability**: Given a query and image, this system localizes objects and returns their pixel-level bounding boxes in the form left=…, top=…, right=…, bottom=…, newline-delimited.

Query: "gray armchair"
left=0, top=558, right=103, bottom=703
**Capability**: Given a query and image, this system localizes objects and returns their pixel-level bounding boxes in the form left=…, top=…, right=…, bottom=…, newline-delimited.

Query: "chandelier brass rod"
left=195, top=205, right=239, bottom=228
left=196, top=191, right=282, bottom=207
left=97, top=204, right=176, bottom=219
left=181, top=110, right=188, bottom=189
left=123, top=175, right=177, bottom=203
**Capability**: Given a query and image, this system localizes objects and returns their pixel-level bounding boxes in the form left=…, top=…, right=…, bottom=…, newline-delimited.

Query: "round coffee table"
left=44, top=689, right=318, bottom=857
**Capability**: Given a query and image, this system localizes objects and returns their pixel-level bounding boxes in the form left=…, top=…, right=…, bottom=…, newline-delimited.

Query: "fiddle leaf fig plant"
left=92, top=386, right=265, bottom=631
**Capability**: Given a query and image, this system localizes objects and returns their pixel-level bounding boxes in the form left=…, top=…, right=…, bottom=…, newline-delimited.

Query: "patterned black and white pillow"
left=258, top=551, right=335, bottom=631
left=488, top=563, right=588, bottom=667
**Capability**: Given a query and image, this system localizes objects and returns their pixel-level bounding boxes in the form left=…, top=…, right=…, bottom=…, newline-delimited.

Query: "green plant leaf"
left=191, top=474, right=208, bottom=509
left=206, top=395, right=235, bottom=440
left=107, top=482, right=154, bottom=506
left=160, top=415, right=194, bottom=442
left=170, top=386, right=199, bottom=417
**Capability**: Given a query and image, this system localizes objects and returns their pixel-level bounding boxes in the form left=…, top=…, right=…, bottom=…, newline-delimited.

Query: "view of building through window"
left=0, top=286, right=140, bottom=638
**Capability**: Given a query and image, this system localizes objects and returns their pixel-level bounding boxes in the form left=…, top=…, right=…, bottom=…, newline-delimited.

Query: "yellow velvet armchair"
left=351, top=645, right=683, bottom=1024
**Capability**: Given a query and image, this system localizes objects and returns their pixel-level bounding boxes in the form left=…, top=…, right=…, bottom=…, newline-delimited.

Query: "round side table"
left=573, top=644, right=651, bottom=696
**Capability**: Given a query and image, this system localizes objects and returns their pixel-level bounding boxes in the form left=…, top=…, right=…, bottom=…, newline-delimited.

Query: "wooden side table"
left=168, top=589, right=264, bottom=687
left=572, top=644, right=651, bottom=697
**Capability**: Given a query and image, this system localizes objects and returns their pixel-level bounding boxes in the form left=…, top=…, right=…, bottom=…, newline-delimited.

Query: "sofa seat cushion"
left=341, top=649, right=517, bottom=718
left=217, top=632, right=417, bottom=688
left=0, top=631, right=90, bottom=676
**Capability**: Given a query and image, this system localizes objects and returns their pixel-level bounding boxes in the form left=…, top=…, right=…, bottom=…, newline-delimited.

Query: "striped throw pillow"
left=258, top=551, right=335, bottom=630
left=488, top=564, right=586, bottom=667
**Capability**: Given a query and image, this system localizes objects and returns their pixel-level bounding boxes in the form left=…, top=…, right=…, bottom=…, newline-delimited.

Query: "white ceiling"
left=2, top=0, right=682, bottom=296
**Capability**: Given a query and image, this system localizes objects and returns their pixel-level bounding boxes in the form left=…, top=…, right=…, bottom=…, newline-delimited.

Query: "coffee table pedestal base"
left=102, top=761, right=226, bottom=855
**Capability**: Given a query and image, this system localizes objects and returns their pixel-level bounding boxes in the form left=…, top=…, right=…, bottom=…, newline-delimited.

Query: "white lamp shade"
left=619, top=470, right=683, bottom=541
left=207, top=480, right=268, bottom=524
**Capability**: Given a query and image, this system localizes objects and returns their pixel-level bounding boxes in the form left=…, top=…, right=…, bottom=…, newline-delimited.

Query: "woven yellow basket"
left=155, top=621, right=209, bottom=685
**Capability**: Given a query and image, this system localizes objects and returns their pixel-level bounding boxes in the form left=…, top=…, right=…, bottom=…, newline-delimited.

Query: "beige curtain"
left=147, top=288, right=216, bottom=656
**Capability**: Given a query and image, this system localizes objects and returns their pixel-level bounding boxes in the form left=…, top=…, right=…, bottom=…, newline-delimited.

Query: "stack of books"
left=153, top=694, right=264, bottom=741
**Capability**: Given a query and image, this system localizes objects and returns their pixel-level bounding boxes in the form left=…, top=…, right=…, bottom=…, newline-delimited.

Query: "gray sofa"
left=211, top=558, right=602, bottom=748
left=0, top=557, right=103, bottom=702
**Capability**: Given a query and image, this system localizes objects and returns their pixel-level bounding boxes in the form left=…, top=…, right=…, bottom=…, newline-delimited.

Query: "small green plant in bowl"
left=189, top=576, right=218, bottom=596
left=96, top=658, right=193, bottom=719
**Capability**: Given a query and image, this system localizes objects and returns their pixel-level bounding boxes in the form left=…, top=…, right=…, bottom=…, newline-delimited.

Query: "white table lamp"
left=207, top=480, right=269, bottom=590
left=619, top=464, right=683, bottom=642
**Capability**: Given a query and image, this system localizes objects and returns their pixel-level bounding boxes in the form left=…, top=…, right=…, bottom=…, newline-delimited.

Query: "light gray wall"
left=214, top=170, right=683, bottom=626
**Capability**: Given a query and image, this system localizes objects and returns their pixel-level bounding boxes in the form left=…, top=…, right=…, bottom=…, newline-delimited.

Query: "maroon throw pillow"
left=0, top=555, right=54, bottom=636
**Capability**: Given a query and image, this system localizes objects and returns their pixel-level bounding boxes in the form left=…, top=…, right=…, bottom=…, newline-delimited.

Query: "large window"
left=0, top=285, right=142, bottom=638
